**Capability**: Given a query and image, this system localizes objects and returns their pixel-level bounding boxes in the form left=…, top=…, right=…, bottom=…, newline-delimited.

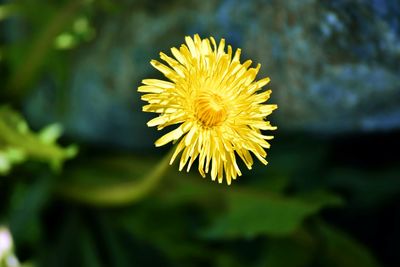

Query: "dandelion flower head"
left=138, top=34, right=277, bottom=185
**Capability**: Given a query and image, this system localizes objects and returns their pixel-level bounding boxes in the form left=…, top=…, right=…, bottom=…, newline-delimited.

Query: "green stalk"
left=57, top=149, right=173, bottom=207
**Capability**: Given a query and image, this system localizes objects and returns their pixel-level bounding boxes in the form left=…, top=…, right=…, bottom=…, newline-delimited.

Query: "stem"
left=57, top=150, right=173, bottom=207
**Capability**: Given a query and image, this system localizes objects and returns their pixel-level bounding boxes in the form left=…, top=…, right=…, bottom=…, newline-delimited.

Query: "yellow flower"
left=138, top=34, right=277, bottom=185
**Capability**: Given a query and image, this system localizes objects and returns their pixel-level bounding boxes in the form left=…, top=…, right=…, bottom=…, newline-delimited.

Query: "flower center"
left=195, top=93, right=227, bottom=127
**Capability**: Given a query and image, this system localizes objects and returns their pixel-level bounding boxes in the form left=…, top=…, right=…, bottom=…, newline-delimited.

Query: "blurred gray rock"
left=26, top=0, right=400, bottom=148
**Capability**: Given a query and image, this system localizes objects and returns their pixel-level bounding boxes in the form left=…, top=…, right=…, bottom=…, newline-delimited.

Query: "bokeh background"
left=1, top=0, right=400, bottom=266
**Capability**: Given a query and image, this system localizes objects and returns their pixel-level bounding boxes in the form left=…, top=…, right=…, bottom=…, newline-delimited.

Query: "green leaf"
left=263, top=229, right=316, bottom=267
left=9, top=176, right=52, bottom=244
left=38, top=124, right=63, bottom=144
left=202, top=190, right=342, bottom=239
left=0, top=106, right=77, bottom=175
left=79, top=228, right=103, bottom=267
left=0, top=147, right=26, bottom=175
left=317, top=222, right=382, bottom=267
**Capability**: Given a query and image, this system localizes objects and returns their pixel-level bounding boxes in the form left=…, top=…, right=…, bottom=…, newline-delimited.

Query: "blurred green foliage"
left=2, top=146, right=385, bottom=267
left=1, top=1, right=398, bottom=267
left=0, top=106, right=77, bottom=175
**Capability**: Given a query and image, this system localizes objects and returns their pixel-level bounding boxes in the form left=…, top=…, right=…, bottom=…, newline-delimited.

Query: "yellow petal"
left=155, top=122, right=192, bottom=147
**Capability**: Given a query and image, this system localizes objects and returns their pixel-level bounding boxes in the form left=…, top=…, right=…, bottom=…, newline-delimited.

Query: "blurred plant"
left=53, top=15, right=96, bottom=50
left=0, top=227, right=34, bottom=267
left=1, top=0, right=97, bottom=103
left=0, top=226, right=21, bottom=267
left=139, top=34, right=277, bottom=185
left=52, top=151, right=383, bottom=267
left=0, top=106, right=77, bottom=175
